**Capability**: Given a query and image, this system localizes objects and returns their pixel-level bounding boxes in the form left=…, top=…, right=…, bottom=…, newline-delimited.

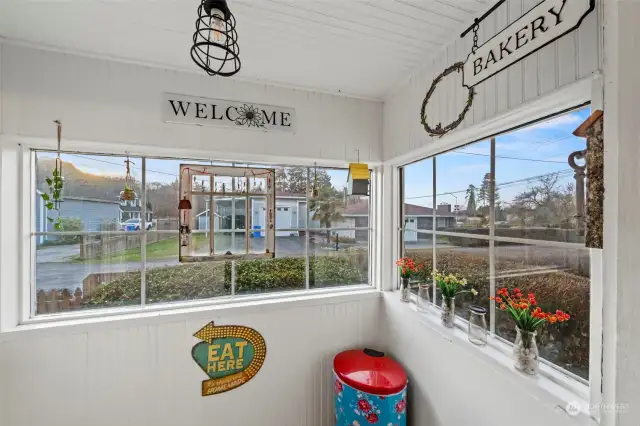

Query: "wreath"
left=420, top=62, right=475, bottom=138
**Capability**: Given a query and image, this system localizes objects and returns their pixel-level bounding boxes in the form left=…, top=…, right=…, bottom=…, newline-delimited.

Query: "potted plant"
left=432, top=270, right=477, bottom=328
left=396, top=257, right=423, bottom=303
left=491, top=287, right=570, bottom=375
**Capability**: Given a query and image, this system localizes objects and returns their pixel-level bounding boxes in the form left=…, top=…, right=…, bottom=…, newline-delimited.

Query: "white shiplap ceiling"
left=0, top=0, right=493, bottom=99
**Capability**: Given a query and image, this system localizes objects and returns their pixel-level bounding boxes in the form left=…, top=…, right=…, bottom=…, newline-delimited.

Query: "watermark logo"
left=564, top=401, right=630, bottom=417
left=565, top=401, right=581, bottom=416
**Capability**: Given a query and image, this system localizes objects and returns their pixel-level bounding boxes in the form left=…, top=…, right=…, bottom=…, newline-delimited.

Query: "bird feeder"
left=347, top=163, right=370, bottom=196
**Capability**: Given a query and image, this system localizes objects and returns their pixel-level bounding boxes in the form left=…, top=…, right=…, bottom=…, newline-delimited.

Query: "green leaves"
left=40, top=165, right=64, bottom=228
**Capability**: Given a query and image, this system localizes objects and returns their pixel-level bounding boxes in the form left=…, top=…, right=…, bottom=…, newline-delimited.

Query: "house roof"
left=276, top=191, right=306, bottom=198
left=341, top=203, right=456, bottom=217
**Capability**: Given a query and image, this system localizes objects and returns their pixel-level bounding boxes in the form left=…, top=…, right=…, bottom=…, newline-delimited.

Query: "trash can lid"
left=333, top=349, right=407, bottom=395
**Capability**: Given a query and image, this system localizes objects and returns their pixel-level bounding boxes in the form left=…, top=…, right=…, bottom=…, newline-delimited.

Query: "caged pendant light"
left=191, top=0, right=241, bottom=77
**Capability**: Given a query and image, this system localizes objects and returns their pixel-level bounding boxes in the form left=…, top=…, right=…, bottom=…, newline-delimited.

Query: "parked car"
left=121, top=218, right=153, bottom=231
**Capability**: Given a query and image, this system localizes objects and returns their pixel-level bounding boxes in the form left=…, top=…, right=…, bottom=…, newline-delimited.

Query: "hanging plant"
left=420, top=62, right=475, bottom=138
left=121, top=184, right=136, bottom=201
left=119, top=155, right=137, bottom=201
left=41, top=121, right=64, bottom=230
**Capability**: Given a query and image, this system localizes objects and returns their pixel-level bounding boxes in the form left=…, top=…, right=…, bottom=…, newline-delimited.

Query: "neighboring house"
left=192, top=193, right=456, bottom=243
left=119, top=196, right=153, bottom=223
left=35, top=191, right=121, bottom=244
left=196, top=192, right=308, bottom=237
left=35, top=191, right=153, bottom=244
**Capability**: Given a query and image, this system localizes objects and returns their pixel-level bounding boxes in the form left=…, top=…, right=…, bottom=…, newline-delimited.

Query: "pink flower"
left=395, top=399, right=406, bottom=414
left=358, top=399, right=372, bottom=413
left=365, top=413, right=379, bottom=424
left=334, top=379, right=343, bottom=394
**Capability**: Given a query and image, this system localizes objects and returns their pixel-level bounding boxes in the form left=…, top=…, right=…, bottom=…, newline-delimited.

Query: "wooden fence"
left=36, top=288, right=86, bottom=315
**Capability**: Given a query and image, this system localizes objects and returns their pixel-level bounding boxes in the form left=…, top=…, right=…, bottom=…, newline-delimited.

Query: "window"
left=399, top=107, right=593, bottom=381
left=32, top=155, right=372, bottom=315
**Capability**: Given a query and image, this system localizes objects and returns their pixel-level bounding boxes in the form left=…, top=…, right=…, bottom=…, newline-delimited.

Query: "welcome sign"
left=463, top=0, right=595, bottom=88
left=191, top=322, right=267, bottom=396
left=162, top=93, right=296, bottom=133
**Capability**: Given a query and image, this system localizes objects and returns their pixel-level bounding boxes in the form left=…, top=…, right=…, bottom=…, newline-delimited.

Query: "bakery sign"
left=162, top=93, right=296, bottom=133
left=463, top=0, right=595, bottom=88
left=191, top=322, right=267, bottom=396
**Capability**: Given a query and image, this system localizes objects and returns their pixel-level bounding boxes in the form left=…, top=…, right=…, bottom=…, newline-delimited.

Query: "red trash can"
left=333, top=349, right=408, bottom=425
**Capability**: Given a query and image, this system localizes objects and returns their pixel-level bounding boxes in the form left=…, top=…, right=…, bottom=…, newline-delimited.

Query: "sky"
left=36, top=153, right=349, bottom=192
left=404, top=106, right=591, bottom=209
left=36, top=106, right=590, bottom=204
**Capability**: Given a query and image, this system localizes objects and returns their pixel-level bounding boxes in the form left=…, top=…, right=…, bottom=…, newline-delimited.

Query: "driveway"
left=35, top=237, right=369, bottom=292
left=36, top=244, right=81, bottom=263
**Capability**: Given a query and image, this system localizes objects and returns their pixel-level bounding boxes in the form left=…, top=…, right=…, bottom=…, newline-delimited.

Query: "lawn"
left=71, top=235, right=209, bottom=263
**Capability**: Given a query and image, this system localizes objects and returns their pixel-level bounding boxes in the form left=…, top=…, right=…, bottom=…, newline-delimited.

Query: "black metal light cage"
left=191, top=0, right=241, bottom=77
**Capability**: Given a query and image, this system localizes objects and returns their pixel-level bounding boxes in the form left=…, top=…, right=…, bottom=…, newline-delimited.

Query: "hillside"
left=36, top=157, right=140, bottom=201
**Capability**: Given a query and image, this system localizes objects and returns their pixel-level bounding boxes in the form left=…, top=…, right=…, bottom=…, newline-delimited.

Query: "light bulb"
left=209, top=8, right=227, bottom=44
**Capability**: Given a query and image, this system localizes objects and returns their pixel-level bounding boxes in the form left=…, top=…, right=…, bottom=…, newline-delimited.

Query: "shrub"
left=85, top=262, right=229, bottom=306
left=84, top=254, right=366, bottom=305
left=404, top=248, right=590, bottom=379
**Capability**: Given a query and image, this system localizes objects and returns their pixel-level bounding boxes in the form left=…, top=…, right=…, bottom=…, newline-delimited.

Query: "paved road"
left=35, top=237, right=368, bottom=292
left=36, top=244, right=81, bottom=263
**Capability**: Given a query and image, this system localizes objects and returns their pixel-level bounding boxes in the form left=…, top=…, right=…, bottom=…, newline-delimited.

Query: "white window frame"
left=389, top=79, right=603, bottom=419
left=18, top=149, right=378, bottom=325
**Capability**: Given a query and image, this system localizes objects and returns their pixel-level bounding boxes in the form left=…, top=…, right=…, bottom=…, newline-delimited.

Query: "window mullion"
left=432, top=157, right=437, bottom=304
left=305, top=168, right=310, bottom=290
left=489, top=138, right=496, bottom=334
left=140, top=157, right=147, bottom=307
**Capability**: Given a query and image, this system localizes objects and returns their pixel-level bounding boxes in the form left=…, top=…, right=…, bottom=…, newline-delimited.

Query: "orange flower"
left=548, top=316, right=558, bottom=324
left=499, top=303, right=507, bottom=311
left=495, top=297, right=503, bottom=303
left=519, top=302, right=529, bottom=310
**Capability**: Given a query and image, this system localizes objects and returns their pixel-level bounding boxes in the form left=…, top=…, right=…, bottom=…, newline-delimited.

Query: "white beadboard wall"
left=0, top=294, right=381, bottom=426
left=0, top=44, right=383, bottom=164
left=383, top=0, right=602, bottom=162
left=380, top=295, right=590, bottom=426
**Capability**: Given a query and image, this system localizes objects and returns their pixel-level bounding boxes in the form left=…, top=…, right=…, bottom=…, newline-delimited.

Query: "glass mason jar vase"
left=513, top=327, right=539, bottom=375
left=416, top=284, right=431, bottom=312
left=468, top=305, right=488, bottom=346
left=441, top=296, right=455, bottom=328
left=400, top=278, right=411, bottom=303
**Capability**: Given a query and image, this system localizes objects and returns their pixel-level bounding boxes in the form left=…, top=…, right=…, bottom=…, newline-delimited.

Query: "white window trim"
left=388, top=78, right=602, bottom=420
left=6, top=144, right=380, bottom=329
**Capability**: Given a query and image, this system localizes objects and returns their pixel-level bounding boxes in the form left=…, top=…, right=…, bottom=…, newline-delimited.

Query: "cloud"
left=513, top=113, right=583, bottom=135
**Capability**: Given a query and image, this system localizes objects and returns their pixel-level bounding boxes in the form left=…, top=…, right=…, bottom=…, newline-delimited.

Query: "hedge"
left=406, top=248, right=590, bottom=379
left=84, top=254, right=367, bottom=306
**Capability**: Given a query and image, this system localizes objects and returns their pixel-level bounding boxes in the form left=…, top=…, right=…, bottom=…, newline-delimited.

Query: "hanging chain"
left=472, top=20, right=480, bottom=54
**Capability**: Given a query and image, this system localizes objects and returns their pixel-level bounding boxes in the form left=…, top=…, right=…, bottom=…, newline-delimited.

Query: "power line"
left=405, top=169, right=573, bottom=200
left=67, top=154, right=178, bottom=178
left=452, top=150, right=567, bottom=164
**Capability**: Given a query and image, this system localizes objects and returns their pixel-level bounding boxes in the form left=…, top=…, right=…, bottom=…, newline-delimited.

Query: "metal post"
left=568, top=150, right=587, bottom=235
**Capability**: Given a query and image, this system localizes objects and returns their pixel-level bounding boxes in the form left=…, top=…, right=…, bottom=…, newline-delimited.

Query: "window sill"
left=1, top=286, right=379, bottom=340
left=383, top=292, right=597, bottom=425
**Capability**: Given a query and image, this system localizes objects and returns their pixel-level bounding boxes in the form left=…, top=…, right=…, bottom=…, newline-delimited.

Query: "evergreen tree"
left=465, top=184, right=477, bottom=215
